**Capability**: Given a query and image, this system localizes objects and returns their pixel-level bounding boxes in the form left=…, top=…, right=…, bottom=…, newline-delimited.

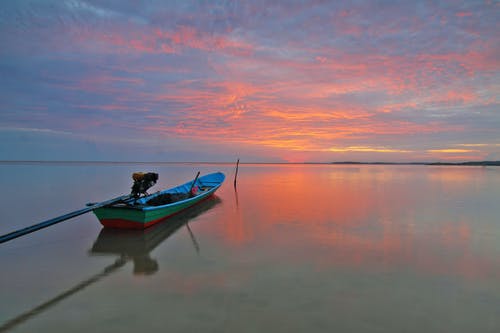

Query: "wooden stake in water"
left=234, top=158, right=240, bottom=188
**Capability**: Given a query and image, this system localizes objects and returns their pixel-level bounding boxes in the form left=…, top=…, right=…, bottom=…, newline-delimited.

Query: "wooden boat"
left=91, top=196, right=220, bottom=274
left=92, top=172, right=225, bottom=229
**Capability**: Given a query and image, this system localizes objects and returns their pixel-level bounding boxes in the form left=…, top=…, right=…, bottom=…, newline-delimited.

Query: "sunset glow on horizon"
left=0, top=1, right=498, bottom=162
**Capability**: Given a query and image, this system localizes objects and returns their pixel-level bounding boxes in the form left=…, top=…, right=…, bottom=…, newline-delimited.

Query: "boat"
left=91, top=196, right=220, bottom=274
left=92, top=172, right=225, bottom=229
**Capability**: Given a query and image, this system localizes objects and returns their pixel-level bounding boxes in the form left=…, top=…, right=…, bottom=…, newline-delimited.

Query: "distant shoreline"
left=0, top=160, right=499, bottom=166
left=329, top=161, right=500, bottom=166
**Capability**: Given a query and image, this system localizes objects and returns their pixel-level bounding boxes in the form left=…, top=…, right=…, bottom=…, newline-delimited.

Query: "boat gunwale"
left=102, top=172, right=225, bottom=212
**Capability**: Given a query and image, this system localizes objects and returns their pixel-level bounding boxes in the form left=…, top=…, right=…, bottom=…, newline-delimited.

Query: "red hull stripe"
left=99, top=218, right=159, bottom=229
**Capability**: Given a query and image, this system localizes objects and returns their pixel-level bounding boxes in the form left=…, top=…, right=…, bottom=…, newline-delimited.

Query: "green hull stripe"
left=94, top=192, right=210, bottom=224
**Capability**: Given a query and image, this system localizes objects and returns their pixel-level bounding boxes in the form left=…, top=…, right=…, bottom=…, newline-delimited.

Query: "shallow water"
left=0, top=163, right=499, bottom=332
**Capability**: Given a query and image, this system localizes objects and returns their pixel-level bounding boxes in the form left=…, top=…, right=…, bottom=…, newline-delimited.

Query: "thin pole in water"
left=234, top=158, right=240, bottom=188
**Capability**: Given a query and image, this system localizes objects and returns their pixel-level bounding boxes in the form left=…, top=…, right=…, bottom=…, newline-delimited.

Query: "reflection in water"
left=212, top=165, right=500, bottom=280
left=186, top=223, right=201, bottom=254
left=91, top=196, right=220, bottom=274
left=1, top=164, right=499, bottom=332
left=0, top=258, right=126, bottom=333
left=220, top=183, right=247, bottom=246
left=0, top=196, right=220, bottom=332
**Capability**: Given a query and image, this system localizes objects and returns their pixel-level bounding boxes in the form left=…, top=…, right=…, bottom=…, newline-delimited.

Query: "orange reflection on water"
left=244, top=167, right=385, bottom=225
left=220, top=187, right=251, bottom=246
left=211, top=165, right=499, bottom=280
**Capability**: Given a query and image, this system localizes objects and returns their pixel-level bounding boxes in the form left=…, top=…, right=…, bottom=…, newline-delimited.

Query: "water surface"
left=1, top=163, right=499, bottom=332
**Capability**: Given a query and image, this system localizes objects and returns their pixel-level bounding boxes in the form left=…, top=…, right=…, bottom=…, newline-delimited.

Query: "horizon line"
left=0, top=160, right=498, bottom=166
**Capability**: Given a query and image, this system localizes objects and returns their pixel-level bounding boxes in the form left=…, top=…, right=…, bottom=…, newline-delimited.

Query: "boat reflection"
left=90, top=196, right=221, bottom=275
left=0, top=196, right=220, bottom=332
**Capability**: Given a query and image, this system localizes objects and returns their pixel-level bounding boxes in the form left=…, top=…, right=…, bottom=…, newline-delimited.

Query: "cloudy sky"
left=0, top=0, right=498, bottom=162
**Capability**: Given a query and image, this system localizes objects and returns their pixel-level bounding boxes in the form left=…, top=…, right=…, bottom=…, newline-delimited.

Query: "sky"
left=0, top=0, right=499, bottom=163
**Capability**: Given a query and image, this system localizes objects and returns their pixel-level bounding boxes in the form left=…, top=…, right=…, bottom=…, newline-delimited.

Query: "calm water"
left=0, top=163, right=499, bottom=332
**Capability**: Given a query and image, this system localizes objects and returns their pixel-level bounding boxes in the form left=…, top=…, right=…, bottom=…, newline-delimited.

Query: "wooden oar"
left=0, top=194, right=131, bottom=244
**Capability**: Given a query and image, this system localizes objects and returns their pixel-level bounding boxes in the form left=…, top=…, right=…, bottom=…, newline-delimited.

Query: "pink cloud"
left=71, top=24, right=254, bottom=57
left=9, top=1, right=494, bottom=162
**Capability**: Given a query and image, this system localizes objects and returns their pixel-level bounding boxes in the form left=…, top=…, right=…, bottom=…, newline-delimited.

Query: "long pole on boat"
left=0, top=194, right=131, bottom=244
